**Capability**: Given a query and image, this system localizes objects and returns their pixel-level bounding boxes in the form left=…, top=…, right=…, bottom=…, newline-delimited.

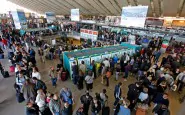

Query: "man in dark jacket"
left=62, top=102, right=72, bottom=115
left=91, top=98, right=101, bottom=115
left=80, top=92, right=93, bottom=115
left=32, top=77, right=47, bottom=93
left=127, top=82, right=140, bottom=111
left=72, top=61, right=78, bottom=85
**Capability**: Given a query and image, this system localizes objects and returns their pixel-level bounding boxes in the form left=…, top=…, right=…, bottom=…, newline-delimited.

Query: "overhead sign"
left=45, top=12, right=56, bottom=23
left=80, top=29, right=98, bottom=41
left=71, top=9, right=80, bottom=21
left=121, top=6, right=148, bottom=28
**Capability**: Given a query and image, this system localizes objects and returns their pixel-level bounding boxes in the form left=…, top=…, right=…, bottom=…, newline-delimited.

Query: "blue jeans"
left=54, top=112, right=60, bottom=115
left=73, top=75, right=78, bottom=85
left=114, top=98, right=120, bottom=106
left=51, top=78, right=57, bottom=86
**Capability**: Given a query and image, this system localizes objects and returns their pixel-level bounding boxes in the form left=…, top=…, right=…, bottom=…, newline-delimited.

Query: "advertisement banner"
left=71, top=9, right=80, bottom=21
left=121, top=6, right=148, bottom=28
left=11, top=11, right=21, bottom=29
left=45, top=12, right=56, bottom=23
left=80, top=29, right=98, bottom=41
left=91, top=55, right=102, bottom=62
left=17, top=11, right=27, bottom=23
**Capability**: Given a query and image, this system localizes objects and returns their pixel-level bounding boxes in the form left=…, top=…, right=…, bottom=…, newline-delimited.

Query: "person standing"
left=85, top=71, right=94, bottom=91
left=62, top=102, right=73, bottom=115
left=49, top=66, right=57, bottom=87
left=79, top=61, right=86, bottom=76
left=91, top=60, right=97, bottom=79
left=91, top=98, right=101, bottom=115
left=35, top=89, right=46, bottom=112
left=38, top=47, right=45, bottom=63
left=80, top=92, right=93, bottom=115
left=77, top=70, right=84, bottom=90
left=32, top=67, right=41, bottom=80
left=127, top=82, right=140, bottom=111
left=21, top=79, right=36, bottom=103
left=72, top=61, right=78, bottom=85
left=114, top=99, right=131, bottom=115
left=49, top=93, right=62, bottom=115
left=175, top=71, right=185, bottom=94
left=114, top=82, right=122, bottom=109
left=32, top=77, right=47, bottom=93
left=100, top=89, right=108, bottom=108
left=105, top=68, right=111, bottom=87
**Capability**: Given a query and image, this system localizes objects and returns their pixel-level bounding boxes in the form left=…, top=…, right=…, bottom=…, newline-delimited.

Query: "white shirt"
left=35, top=94, right=46, bottom=108
left=139, top=92, right=148, bottom=102
left=85, top=75, right=94, bottom=84
left=100, top=93, right=107, bottom=102
left=32, top=72, right=41, bottom=80
left=103, top=60, right=110, bottom=67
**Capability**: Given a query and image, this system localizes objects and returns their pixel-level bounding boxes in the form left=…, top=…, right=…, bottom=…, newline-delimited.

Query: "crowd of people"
left=0, top=26, right=185, bottom=115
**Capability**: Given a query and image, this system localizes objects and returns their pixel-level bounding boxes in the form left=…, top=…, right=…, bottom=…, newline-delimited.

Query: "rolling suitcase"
left=3, top=71, right=10, bottom=78
left=16, top=92, right=25, bottom=103
left=0, top=54, right=4, bottom=59
left=102, top=106, right=110, bottom=115
left=9, top=66, right=15, bottom=72
left=61, top=72, right=67, bottom=81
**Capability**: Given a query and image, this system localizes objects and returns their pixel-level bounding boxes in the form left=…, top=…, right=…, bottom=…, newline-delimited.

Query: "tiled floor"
left=0, top=41, right=185, bottom=115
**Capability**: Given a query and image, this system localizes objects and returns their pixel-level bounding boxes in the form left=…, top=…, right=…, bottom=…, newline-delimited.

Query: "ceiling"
left=7, top=0, right=185, bottom=17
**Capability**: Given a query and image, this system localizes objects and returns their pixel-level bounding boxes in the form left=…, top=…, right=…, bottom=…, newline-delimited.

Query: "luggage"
left=57, top=64, right=62, bottom=69
left=102, top=106, right=110, bottom=115
left=9, top=66, right=15, bottom=72
left=3, top=71, right=10, bottom=78
left=16, top=92, right=25, bottom=103
left=0, top=54, right=4, bottom=59
left=61, top=72, right=67, bottom=81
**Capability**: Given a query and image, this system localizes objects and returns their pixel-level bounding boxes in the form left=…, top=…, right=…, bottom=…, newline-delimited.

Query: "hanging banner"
left=45, top=12, right=56, bottom=23
left=71, top=9, right=80, bottom=21
left=121, top=6, right=148, bottom=27
left=11, top=11, right=21, bottom=29
left=80, top=29, right=98, bottom=41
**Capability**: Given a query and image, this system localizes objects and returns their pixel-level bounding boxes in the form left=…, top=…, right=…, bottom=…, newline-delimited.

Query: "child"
left=46, top=92, right=53, bottom=104
left=105, top=68, right=111, bottom=87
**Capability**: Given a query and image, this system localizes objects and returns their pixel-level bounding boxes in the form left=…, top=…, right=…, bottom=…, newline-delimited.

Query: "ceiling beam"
left=92, top=0, right=111, bottom=15
left=176, top=0, right=185, bottom=17
left=150, top=0, right=156, bottom=17
left=36, top=0, right=68, bottom=14
left=113, top=0, right=122, bottom=10
left=73, top=0, right=93, bottom=14
left=158, top=0, right=164, bottom=17
left=62, top=0, right=87, bottom=14
left=108, top=0, right=121, bottom=14
left=83, top=0, right=103, bottom=15
left=96, top=0, right=114, bottom=15
left=133, top=0, right=138, bottom=6
left=127, top=0, right=131, bottom=5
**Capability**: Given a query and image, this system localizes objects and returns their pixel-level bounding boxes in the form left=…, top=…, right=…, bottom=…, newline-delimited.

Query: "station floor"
left=0, top=42, right=185, bottom=115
